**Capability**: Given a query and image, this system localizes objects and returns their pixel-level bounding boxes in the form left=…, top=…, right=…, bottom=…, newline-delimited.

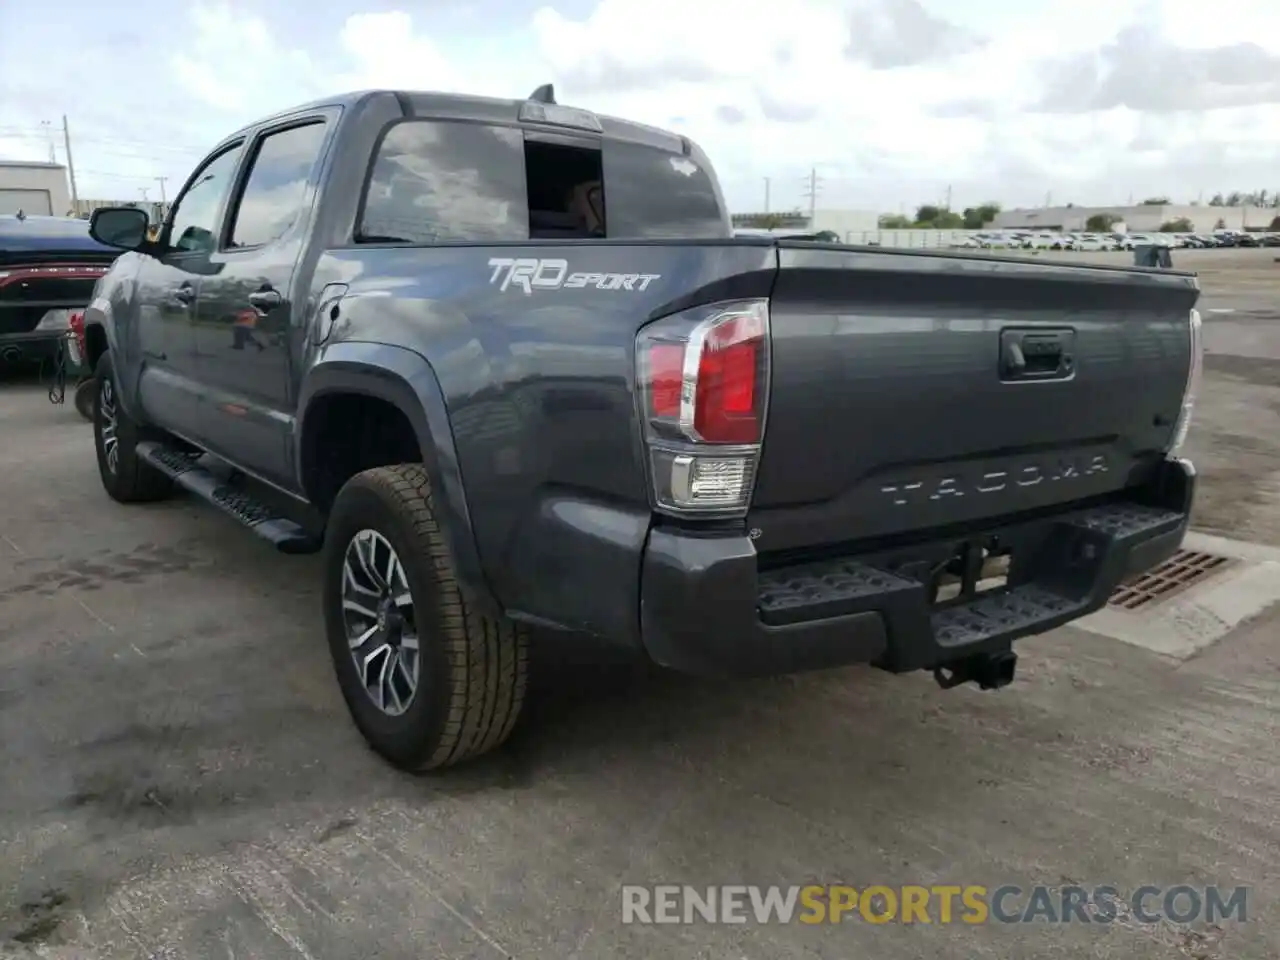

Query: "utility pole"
left=40, top=120, right=56, bottom=163
left=945, top=184, right=952, bottom=210
left=763, top=177, right=771, bottom=214
left=155, top=177, right=168, bottom=204
left=61, top=115, right=79, bottom=215
left=801, top=166, right=822, bottom=226
left=139, top=186, right=149, bottom=203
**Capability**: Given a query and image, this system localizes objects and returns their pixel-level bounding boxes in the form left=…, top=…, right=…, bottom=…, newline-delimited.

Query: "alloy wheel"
left=341, top=529, right=420, bottom=716
left=99, top=377, right=119, bottom=474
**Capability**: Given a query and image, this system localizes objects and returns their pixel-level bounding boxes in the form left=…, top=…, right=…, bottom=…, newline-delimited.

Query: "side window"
left=167, top=145, right=243, bottom=255
left=358, top=121, right=527, bottom=243
left=228, top=122, right=328, bottom=249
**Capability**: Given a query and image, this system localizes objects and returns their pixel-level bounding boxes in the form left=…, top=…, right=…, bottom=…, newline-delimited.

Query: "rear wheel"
left=323, top=464, right=529, bottom=771
left=73, top=377, right=97, bottom=422
left=93, top=352, right=173, bottom=503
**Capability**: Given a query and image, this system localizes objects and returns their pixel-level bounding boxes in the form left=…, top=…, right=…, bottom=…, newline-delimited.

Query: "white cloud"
left=2, top=0, right=1279, bottom=215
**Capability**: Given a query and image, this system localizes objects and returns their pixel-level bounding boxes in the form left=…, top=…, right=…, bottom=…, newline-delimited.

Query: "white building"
left=994, top=204, right=1278, bottom=234
left=0, top=161, right=72, bottom=217
left=809, top=208, right=881, bottom=240
left=731, top=208, right=881, bottom=242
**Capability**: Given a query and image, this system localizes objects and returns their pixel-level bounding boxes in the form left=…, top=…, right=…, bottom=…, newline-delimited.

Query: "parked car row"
left=953, top=230, right=1280, bottom=252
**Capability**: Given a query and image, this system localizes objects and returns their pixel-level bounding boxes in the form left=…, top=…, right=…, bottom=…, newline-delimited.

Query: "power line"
left=0, top=127, right=206, bottom=155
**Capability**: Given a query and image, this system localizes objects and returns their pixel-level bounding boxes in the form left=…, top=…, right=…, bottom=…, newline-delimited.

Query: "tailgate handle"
left=1000, top=329, right=1074, bottom=380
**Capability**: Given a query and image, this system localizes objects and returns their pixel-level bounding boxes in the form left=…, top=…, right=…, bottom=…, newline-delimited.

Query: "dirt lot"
left=2, top=248, right=1279, bottom=959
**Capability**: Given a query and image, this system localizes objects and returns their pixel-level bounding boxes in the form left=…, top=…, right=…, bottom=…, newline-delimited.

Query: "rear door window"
left=601, top=141, right=727, bottom=239
left=359, top=121, right=527, bottom=243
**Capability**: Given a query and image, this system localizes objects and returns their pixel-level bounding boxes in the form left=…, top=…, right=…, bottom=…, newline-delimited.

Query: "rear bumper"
left=640, top=458, right=1195, bottom=678
left=0, top=330, right=61, bottom=363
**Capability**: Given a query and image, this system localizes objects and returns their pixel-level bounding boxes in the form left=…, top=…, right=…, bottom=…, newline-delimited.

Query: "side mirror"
left=89, top=206, right=151, bottom=251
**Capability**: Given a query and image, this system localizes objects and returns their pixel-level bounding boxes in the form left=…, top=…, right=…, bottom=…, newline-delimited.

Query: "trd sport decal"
left=487, top=258, right=661, bottom=294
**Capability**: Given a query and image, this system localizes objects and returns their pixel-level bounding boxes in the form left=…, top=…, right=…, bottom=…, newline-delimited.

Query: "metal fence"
left=838, top=229, right=990, bottom=248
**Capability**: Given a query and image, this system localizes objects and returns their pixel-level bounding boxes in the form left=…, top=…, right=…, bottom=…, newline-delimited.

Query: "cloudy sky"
left=2, top=0, right=1279, bottom=214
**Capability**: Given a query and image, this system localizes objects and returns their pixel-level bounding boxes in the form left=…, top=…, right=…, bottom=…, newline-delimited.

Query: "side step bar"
left=136, top=441, right=321, bottom=554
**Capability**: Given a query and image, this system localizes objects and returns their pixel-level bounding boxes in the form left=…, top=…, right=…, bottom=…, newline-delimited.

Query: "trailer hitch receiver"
left=933, top=650, right=1018, bottom=691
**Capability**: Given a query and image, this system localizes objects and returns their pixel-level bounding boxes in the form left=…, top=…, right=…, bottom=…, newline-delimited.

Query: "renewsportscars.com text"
left=621, top=884, right=1249, bottom=926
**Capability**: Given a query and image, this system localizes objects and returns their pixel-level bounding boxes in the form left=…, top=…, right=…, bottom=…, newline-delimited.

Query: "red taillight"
left=636, top=299, right=770, bottom=517
left=648, top=343, right=684, bottom=417
left=641, top=302, right=767, bottom=444
left=694, top=316, right=761, bottom=443
left=69, top=311, right=87, bottom=351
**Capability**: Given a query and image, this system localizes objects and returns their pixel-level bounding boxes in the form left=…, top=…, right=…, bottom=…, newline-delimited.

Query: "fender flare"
left=296, top=342, right=498, bottom=616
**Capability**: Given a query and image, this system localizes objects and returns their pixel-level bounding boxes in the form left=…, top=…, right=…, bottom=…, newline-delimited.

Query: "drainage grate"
left=1108, top=549, right=1233, bottom=610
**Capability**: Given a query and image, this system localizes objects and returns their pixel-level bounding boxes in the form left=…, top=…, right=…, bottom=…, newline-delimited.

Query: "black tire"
left=93, top=352, right=173, bottom=503
left=73, top=377, right=97, bottom=422
left=323, top=464, right=529, bottom=772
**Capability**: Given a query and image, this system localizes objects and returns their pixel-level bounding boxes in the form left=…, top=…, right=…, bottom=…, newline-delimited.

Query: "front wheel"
left=323, top=464, right=529, bottom=772
left=93, top=352, right=173, bottom=503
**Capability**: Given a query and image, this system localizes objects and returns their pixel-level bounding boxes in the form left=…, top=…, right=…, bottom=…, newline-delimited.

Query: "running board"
left=135, top=441, right=321, bottom=554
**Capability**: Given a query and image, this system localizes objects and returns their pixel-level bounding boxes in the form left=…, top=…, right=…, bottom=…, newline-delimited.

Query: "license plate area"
left=888, top=536, right=1012, bottom=609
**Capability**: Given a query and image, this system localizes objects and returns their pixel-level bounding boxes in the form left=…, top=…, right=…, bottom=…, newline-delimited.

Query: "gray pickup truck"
left=81, top=86, right=1203, bottom=772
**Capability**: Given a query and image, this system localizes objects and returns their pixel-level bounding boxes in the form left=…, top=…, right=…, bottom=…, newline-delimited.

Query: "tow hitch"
left=933, top=650, right=1018, bottom=691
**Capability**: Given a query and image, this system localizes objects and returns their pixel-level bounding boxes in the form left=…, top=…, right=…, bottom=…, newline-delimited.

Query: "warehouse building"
left=993, top=204, right=1278, bottom=234
left=732, top=208, right=881, bottom=241
left=0, top=161, right=72, bottom=217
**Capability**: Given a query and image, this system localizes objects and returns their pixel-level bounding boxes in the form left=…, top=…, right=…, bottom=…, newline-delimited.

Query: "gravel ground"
left=1, top=248, right=1278, bottom=959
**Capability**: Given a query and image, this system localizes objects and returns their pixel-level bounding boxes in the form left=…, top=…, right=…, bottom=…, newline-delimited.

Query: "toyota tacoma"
left=79, top=87, right=1203, bottom=772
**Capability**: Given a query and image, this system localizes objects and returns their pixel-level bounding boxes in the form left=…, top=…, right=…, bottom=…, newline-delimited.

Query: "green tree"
left=912, top=204, right=965, bottom=228
left=1085, top=213, right=1120, bottom=231
left=1209, top=194, right=1225, bottom=206
left=1140, top=197, right=1171, bottom=205
left=961, top=202, right=1000, bottom=229
left=914, top=204, right=943, bottom=224
left=1214, top=217, right=1227, bottom=230
left=878, top=213, right=912, bottom=229
left=1159, top=218, right=1194, bottom=232
left=752, top=212, right=790, bottom=229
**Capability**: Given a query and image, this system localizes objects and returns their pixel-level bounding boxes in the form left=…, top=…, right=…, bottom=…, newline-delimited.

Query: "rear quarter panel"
left=309, top=240, right=775, bottom=640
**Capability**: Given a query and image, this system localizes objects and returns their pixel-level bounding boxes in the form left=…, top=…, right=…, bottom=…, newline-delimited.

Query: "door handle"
left=172, top=283, right=195, bottom=306
left=248, top=287, right=282, bottom=311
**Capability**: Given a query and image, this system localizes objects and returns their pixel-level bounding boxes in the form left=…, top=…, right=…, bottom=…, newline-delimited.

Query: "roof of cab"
left=219, top=88, right=691, bottom=156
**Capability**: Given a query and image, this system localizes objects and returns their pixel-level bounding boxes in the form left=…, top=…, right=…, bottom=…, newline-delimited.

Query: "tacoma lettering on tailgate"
left=880, top=455, right=1108, bottom=506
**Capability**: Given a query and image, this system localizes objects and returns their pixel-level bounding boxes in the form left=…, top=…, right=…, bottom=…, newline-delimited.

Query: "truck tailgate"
left=750, top=245, right=1198, bottom=554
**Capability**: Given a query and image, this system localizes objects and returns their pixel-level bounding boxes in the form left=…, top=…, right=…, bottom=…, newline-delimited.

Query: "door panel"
left=194, top=119, right=329, bottom=488
left=133, top=143, right=244, bottom=438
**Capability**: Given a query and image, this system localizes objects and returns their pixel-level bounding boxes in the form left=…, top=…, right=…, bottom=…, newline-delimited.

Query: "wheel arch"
left=297, top=342, right=498, bottom=616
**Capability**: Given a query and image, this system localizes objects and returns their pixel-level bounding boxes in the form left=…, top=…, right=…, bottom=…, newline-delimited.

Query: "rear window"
left=601, top=142, right=726, bottom=239
left=357, top=119, right=727, bottom=244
